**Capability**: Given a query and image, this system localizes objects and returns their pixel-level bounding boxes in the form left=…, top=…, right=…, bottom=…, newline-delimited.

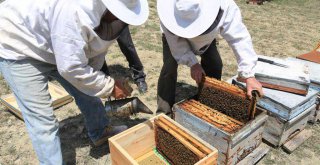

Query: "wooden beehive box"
left=254, top=55, right=310, bottom=95
left=173, top=78, right=268, bottom=165
left=108, top=114, right=218, bottom=165
left=231, top=76, right=319, bottom=121
left=308, top=96, right=320, bottom=123
left=287, top=57, right=320, bottom=91
left=174, top=102, right=267, bottom=165
left=262, top=105, right=314, bottom=149
left=230, top=77, right=316, bottom=152
left=0, top=82, right=73, bottom=119
left=257, top=87, right=318, bottom=121
left=286, top=57, right=320, bottom=123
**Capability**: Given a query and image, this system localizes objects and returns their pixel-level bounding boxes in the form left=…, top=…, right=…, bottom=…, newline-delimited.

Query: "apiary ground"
left=0, top=0, right=319, bottom=164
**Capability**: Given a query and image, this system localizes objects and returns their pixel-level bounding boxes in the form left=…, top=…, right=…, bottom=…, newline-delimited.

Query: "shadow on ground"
left=106, top=64, right=133, bottom=81
left=175, top=82, right=198, bottom=103
left=59, top=113, right=147, bottom=164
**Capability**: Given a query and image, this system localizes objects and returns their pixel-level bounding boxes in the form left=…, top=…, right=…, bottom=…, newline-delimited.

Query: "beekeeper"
left=156, top=0, right=263, bottom=115
left=0, top=0, right=149, bottom=164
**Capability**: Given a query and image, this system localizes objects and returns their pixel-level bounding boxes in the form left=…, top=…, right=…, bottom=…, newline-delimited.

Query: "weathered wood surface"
left=0, top=82, right=73, bottom=120
left=308, top=105, right=319, bottom=123
left=108, top=114, right=218, bottom=165
left=287, top=57, right=320, bottom=86
left=282, top=129, right=312, bottom=153
left=262, top=105, right=314, bottom=147
left=237, top=143, right=270, bottom=165
left=174, top=104, right=267, bottom=165
left=254, top=55, right=310, bottom=94
left=230, top=77, right=319, bottom=121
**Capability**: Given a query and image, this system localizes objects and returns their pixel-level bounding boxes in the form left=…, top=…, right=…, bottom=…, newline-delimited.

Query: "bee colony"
left=108, top=114, right=218, bottom=165
left=198, top=77, right=252, bottom=122
left=174, top=77, right=268, bottom=165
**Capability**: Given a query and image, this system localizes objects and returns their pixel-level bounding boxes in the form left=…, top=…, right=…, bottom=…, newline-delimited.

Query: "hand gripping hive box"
left=173, top=77, right=269, bottom=165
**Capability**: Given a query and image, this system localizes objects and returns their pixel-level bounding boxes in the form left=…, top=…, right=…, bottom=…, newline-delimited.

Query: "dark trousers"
left=101, top=26, right=146, bottom=82
left=157, top=35, right=223, bottom=114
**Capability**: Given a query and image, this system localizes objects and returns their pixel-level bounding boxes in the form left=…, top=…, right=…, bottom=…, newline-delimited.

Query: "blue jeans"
left=0, top=57, right=109, bottom=165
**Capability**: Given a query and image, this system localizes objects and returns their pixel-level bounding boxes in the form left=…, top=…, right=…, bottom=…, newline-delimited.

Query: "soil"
left=1, top=0, right=320, bottom=164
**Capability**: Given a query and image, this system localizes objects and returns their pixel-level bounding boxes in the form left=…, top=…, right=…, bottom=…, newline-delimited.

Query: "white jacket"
left=162, top=0, right=257, bottom=78
left=0, top=0, right=116, bottom=98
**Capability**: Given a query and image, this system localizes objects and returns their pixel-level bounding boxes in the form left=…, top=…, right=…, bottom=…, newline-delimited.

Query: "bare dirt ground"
left=0, top=0, right=320, bottom=164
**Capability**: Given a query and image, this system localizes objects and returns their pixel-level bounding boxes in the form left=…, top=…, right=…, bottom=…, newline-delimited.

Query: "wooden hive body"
left=261, top=105, right=314, bottom=147
left=287, top=57, right=320, bottom=91
left=109, top=114, right=218, bottom=165
left=231, top=77, right=319, bottom=121
left=174, top=77, right=268, bottom=165
left=0, top=82, right=73, bottom=120
left=255, top=55, right=310, bottom=95
left=230, top=77, right=317, bottom=149
left=174, top=104, right=267, bottom=165
left=286, top=58, right=320, bottom=123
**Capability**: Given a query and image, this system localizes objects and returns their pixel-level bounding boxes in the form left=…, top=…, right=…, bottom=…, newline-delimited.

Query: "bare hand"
left=245, top=77, right=263, bottom=99
left=111, top=79, right=132, bottom=99
left=191, top=63, right=206, bottom=84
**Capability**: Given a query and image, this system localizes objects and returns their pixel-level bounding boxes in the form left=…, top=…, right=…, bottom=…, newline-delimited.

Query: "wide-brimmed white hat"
left=101, top=0, right=149, bottom=26
left=157, top=0, right=221, bottom=38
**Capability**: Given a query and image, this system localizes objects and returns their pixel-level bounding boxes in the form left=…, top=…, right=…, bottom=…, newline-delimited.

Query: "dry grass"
left=0, top=0, right=320, bottom=164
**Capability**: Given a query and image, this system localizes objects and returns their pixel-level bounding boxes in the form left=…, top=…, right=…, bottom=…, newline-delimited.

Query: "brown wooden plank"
left=297, top=50, right=320, bottom=64
left=282, top=129, right=312, bottom=153
left=260, top=82, right=307, bottom=96
left=202, top=77, right=247, bottom=99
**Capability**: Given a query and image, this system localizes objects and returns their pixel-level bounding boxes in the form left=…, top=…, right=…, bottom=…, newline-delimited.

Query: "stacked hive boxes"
left=287, top=57, right=320, bottom=123
left=231, top=76, right=319, bottom=148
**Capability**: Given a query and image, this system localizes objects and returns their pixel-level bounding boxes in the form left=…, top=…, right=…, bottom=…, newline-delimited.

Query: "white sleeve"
left=220, top=0, right=257, bottom=78
left=161, top=24, right=199, bottom=67
left=50, top=8, right=114, bottom=98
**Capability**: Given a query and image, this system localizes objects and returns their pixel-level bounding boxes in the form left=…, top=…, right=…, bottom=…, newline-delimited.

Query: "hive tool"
left=258, top=57, right=289, bottom=68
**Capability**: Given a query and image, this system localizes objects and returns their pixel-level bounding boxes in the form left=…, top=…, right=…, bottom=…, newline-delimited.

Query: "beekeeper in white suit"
left=0, top=0, right=149, bottom=164
left=156, top=0, right=263, bottom=115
